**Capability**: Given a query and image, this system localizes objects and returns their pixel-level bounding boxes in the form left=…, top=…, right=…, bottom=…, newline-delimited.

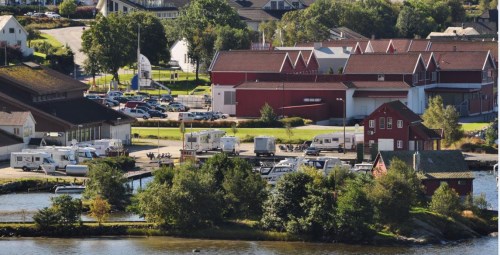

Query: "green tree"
left=33, top=207, right=59, bottom=229
left=485, top=121, right=497, bottom=146
left=82, top=48, right=101, bottom=88
left=480, top=0, right=491, bottom=12
left=448, top=0, right=466, bottom=22
left=176, top=0, right=249, bottom=80
left=423, top=95, right=462, bottom=147
left=127, top=11, right=170, bottom=65
left=81, top=13, right=135, bottom=83
left=336, top=178, right=374, bottom=242
left=260, top=103, right=278, bottom=124
left=59, top=0, right=77, bottom=18
left=429, top=182, right=461, bottom=217
left=25, top=26, right=40, bottom=48
left=89, top=196, right=111, bottom=226
left=369, top=158, right=422, bottom=225
left=83, top=163, right=130, bottom=209
left=258, top=20, right=277, bottom=44
left=230, top=122, right=238, bottom=136
left=51, top=194, right=82, bottom=226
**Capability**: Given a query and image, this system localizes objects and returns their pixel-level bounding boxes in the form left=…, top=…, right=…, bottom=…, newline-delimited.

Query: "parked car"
left=48, top=14, right=61, bottom=19
left=114, top=96, right=130, bottom=104
left=304, top=146, right=320, bottom=156
left=193, top=112, right=208, bottom=120
left=151, top=104, right=167, bottom=112
left=160, top=94, right=173, bottom=102
left=213, top=111, right=229, bottom=119
left=148, top=110, right=167, bottom=118
left=24, top=12, right=34, bottom=16
left=167, top=104, right=184, bottom=112
left=85, top=94, right=102, bottom=100
left=32, top=13, right=46, bottom=18
left=122, top=108, right=150, bottom=119
left=178, top=112, right=195, bottom=121
left=125, top=101, right=153, bottom=109
left=105, top=98, right=119, bottom=107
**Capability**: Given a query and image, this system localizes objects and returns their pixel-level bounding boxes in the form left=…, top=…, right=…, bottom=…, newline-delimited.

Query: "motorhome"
left=185, top=130, right=226, bottom=153
left=254, top=136, right=276, bottom=157
left=22, top=148, right=76, bottom=169
left=220, top=136, right=240, bottom=155
left=76, top=147, right=99, bottom=162
left=310, top=132, right=362, bottom=152
left=90, top=139, right=123, bottom=156
left=10, top=152, right=57, bottom=172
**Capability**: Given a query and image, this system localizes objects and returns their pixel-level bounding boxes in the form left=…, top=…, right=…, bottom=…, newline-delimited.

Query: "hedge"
left=132, top=117, right=308, bottom=129
left=84, top=156, right=136, bottom=172
left=18, top=16, right=85, bottom=29
left=0, top=5, right=47, bottom=15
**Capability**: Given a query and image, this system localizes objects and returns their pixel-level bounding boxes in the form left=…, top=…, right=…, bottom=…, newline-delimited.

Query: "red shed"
left=372, top=150, right=473, bottom=196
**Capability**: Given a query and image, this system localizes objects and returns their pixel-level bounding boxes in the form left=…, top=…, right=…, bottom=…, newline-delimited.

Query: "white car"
left=48, top=14, right=61, bottom=19
left=214, top=111, right=229, bottom=119
left=122, top=108, right=150, bottom=119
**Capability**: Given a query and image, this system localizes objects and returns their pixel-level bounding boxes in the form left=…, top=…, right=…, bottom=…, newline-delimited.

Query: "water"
left=0, top=171, right=497, bottom=254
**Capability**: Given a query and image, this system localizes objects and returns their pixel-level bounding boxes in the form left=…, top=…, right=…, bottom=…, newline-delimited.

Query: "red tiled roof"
left=295, top=39, right=367, bottom=48
left=343, top=54, right=421, bottom=74
left=433, top=51, right=491, bottom=70
left=367, top=39, right=392, bottom=53
left=429, top=40, right=498, bottom=60
left=347, top=81, right=411, bottom=89
left=391, top=39, right=412, bottom=53
left=408, top=40, right=430, bottom=51
left=210, top=51, right=290, bottom=72
left=0, top=111, right=31, bottom=126
left=235, top=81, right=347, bottom=90
left=352, top=91, right=407, bottom=98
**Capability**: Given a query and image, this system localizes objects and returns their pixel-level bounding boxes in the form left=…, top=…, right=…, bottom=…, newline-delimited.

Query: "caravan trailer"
left=185, top=130, right=227, bottom=153
left=220, top=136, right=240, bottom=155
left=254, top=136, right=276, bottom=157
left=10, top=152, right=57, bottom=172
left=91, top=139, right=123, bottom=155
left=310, top=132, right=362, bottom=152
left=22, top=148, right=76, bottom=169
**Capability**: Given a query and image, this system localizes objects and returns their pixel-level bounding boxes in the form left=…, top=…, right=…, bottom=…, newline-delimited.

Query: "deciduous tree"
left=59, top=0, right=77, bottom=18
left=83, top=163, right=130, bottom=209
left=429, top=182, right=461, bottom=217
left=89, top=196, right=111, bottom=226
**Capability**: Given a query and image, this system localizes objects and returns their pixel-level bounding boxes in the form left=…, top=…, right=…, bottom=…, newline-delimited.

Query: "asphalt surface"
left=40, top=26, right=86, bottom=65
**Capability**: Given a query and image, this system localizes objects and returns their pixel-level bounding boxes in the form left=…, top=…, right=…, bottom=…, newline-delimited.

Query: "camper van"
left=254, top=136, right=276, bottom=157
left=22, top=148, right=76, bottom=169
left=185, top=130, right=226, bottom=153
left=76, top=147, right=99, bottom=162
left=310, top=132, right=362, bottom=152
left=220, top=136, right=240, bottom=155
left=10, top=152, right=57, bottom=172
left=90, top=139, right=123, bottom=155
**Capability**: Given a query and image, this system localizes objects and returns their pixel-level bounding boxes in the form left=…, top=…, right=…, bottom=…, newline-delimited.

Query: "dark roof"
left=0, top=63, right=88, bottom=95
left=378, top=150, right=472, bottom=179
left=0, top=128, right=23, bottom=146
left=235, top=81, right=347, bottom=90
left=409, top=123, right=442, bottom=140
left=209, top=51, right=290, bottom=72
left=343, top=54, right=421, bottom=74
left=428, top=41, right=498, bottom=61
left=367, top=39, right=392, bottom=53
left=376, top=100, right=422, bottom=123
left=238, top=9, right=284, bottom=21
left=34, top=98, right=135, bottom=126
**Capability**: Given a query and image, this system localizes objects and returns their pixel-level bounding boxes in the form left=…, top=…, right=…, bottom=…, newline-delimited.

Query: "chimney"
left=340, top=31, right=344, bottom=38
left=413, top=151, right=421, bottom=173
left=313, top=42, right=322, bottom=49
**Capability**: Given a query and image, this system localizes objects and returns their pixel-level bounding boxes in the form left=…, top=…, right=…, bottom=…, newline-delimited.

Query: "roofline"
left=208, top=50, right=219, bottom=72
left=483, top=50, right=496, bottom=70
left=412, top=54, right=425, bottom=74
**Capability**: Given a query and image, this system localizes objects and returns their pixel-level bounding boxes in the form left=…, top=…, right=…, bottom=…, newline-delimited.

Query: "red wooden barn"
left=372, top=150, right=473, bottom=196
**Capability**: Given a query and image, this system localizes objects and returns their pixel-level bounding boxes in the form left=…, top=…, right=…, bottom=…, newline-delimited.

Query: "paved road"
left=40, top=26, right=86, bottom=65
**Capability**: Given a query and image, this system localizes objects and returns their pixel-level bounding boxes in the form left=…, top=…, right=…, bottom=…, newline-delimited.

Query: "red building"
left=364, top=101, right=441, bottom=151
left=372, top=150, right=473, bottom=196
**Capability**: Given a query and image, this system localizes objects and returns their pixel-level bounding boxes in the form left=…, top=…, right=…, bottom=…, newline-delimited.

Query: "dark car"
left=304, top=147, right=320, bottom=156
left=114, top=96, right=130, bottom=104
left=136, top=106, right=154, bottom=113
left=160, top=94, right=173, bottom=102
left=148, top=110, right=167, bottom=118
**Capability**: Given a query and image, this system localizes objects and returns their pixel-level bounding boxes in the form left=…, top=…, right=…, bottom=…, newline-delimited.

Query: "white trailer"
left=254, top=136, right=276, bottom=157
left=91, top=139, right=123, bottom=155
left=10, top=152, right=57, bottom=172
left=185, top=130, right=226, bottom=153
left=220, top=136, right=240, bottom=155
left=310, top=132, right=361, bottom=152
left=22, top=148, right=76, bottom=169
left=65, top=165, right=89, bottom=176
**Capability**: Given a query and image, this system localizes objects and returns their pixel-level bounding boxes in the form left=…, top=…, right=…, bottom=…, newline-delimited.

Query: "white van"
left=10, top=152, right=57, bottom=172
left=310, top=132, right=361, bottom=152
left=178, top=112, right=195, bottom=121
left=23, top=148, right=76, bottom=169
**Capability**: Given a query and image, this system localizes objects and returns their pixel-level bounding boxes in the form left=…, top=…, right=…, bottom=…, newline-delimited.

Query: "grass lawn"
left=132, top=127, right=361, bottom=143
left=460, top=123, right=489, bottom=132
left=31, top=33, right=63, bottom=48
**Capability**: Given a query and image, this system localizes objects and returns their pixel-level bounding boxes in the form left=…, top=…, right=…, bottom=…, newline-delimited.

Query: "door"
left=378, top=139, right=394, bottom=151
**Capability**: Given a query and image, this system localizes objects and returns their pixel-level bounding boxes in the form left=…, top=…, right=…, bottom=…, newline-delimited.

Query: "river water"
left=0, top=171, right=497, bottom=254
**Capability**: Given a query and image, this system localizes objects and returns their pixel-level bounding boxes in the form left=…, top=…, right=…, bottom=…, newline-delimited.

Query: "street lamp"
left=336, top=98, right=345, bottom=154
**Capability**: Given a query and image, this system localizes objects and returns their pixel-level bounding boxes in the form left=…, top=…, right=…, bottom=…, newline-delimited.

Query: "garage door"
left=378, top=139, right=394, bottom=151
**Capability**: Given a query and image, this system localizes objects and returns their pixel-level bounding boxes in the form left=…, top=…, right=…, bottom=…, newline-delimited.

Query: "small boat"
left=351, top=163, right=373, bottom=173
left=54, top=184, right=85, bottom=194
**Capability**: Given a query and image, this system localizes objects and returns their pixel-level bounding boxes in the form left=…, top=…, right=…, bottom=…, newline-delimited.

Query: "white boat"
left=260, top=158, right=299, bottom=185
left=54, top=184, right=86, bottom=194
left=351, top=163, right=373, bottom=173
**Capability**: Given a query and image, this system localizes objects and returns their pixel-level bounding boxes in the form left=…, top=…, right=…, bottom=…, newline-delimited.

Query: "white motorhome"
left=90, top=139, right=123, bottom=155
left=10, top=152, right=57, bottom=172
left=22, top=148, right=76, bottom=169
left=76, top=147, right=99, bottom=162
left=220, top=136, right=240, bottom=155
left=254, top=136, right=276, bottom=157
left=310, top=132, right=362, bottom=152
left=185, top=130, right=226, bottom=153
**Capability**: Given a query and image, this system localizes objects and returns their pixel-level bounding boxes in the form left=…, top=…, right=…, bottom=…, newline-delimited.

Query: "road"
left=40, top=26, right=86, bottom=65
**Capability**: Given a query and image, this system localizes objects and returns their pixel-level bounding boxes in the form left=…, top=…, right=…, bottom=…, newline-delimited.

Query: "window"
left=123, top=6, right=128, bottom=12
left=379, top=117, right=385, bottom=129
left=369, top=120, right=375, bottom=128
left=324, top=139, right=331, bottom=143
left=278, top=0, right=284, bottom=9
left=17, top=156, right=22, bottom=161
left=271, top=1, right=277, bottom=9
left=431, top=72, right=437, bottom=82
left=397, top=120, right=403, bottom=128
left=292, top=1, right=299, bottom=8
left=304, top=98, right=322, bottom=103
left=332, top=138, right=339, bottom=142
left=387, top=117, right=392, bottom=129
left=13, top=128, right=20, bottom=136
left=397, top=140, right=403, bottom=149
left=458, top=180, right=467, bottom=185
left=377, top=74, right=384, bottom=81
left=17, top=40, right=21, bottom=46
left=223, top=91, right=235, bottom=105
left=114, top=2, right=118, bottom=11
left=108, top=0, right=114, bottom=11
left=9, top=28, right=14, bottom=33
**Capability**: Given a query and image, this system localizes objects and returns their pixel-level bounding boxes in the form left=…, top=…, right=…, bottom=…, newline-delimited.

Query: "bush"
left=84, top=156, right=135, bottom=171
left=17, top=16, right=85, bottom=29
left=0, top=5, right=47, bottom=15
left=429, top=182, right=461, bottom=217
left=132, top=120, right=236, bottom=128
left=279, top=117, right=304, bottom=127
left=73, top=6, right=97, bottom=19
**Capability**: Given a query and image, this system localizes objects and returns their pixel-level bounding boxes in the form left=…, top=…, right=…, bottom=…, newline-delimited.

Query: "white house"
left=0, top=15, right=33, bottom=57
left=96, top=0, right=184, bottom=19
left=170, top=38, right=196, bottom=72
left=0, top=110, right=36, bottom=160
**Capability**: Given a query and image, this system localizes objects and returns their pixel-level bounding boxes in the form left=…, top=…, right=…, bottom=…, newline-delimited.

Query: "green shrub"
left=132, top=120, right=237, bottom=128
left=84, top=156, right=136, bottom=171
left=279, top=117, right=304, bottom=127
left=0, top=5, right=47, bottom=16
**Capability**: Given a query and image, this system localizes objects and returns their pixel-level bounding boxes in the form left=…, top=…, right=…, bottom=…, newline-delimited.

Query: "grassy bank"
left=0, top=177, right=85, bottom=194
left=132, top=127, right=359, bottom=143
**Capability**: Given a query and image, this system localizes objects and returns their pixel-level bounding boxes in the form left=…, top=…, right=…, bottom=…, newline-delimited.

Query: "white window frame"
left=397, top=120, right=403, bottom=128
left=369, top=119, right=375, bottom=128
left=377, top=74, right=384, bottom=81
left=379, top=117, right=385, bottom=129
left=397, top=140, right=403, bottom=149
left=387, top=117, right=392, bottom=129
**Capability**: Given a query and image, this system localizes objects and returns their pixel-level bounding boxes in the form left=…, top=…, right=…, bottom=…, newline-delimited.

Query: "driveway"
left=40, top=26, right=86, bottom=65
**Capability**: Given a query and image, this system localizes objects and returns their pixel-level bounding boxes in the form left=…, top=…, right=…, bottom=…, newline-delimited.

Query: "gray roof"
left=378, top=150, right=473, bottom=179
